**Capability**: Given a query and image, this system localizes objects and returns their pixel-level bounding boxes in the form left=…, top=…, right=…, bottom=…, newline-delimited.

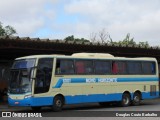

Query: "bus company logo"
left=2, top=112, right=11, bottom=117
left=63, top=78, right=71, bottom=83
left=98, top=78, right=117, bottom=83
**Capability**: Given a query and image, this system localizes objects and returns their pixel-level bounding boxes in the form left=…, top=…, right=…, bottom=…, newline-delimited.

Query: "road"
left=1, top=98, right=160, bottom=117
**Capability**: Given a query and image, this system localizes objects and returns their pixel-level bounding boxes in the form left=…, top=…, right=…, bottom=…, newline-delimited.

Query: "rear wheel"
left=52, top=96, right=64, bottom=112
left=121, top=93, right=131, bottom=107
left=132, top=92, right=141, bottom=106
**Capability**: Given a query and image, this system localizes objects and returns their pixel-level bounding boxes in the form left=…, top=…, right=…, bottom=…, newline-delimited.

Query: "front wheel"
left=52, top=96, right=64, bottom=112
left=121, top=93, right=131, bottom=107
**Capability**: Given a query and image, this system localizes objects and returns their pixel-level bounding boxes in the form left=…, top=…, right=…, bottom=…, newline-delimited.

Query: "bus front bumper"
left=8, top=97, right=33, bottom=106
left=8, top=96, right=53, bottom=107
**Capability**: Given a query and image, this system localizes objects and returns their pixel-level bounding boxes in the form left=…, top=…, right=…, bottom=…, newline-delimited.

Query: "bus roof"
left=72, top=53, right=114, bottom=58
left=15, top=53, right=157, bottom=61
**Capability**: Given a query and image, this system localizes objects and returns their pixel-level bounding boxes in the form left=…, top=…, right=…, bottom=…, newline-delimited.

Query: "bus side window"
left=56, top=60, right=61, bottom=74
left=75, top=61, right=85, bottom=74
left=95, top=61, right=111, bottom=74
left=75, top=60, right=93, bottom=74
left=142, top=62, right=156, bottom=75
left=56, top=59, right=74, bottom=75
left=112, top=62, right=118, bottom=74
left=128, top=61, right=142, bottom=74
left=152, top=62, right=156, bottom=74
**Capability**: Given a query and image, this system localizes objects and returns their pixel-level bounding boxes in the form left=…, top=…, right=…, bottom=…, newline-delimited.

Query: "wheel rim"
left=56, top=99, right=62, bottom=107
left=134, top=95, right=140, bottom=103
left=123, top=96, right=129, bottom=105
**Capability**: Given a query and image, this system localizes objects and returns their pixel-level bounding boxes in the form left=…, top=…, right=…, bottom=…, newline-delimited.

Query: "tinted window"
left=112, top=61, right=127, bottom=74
left=35, top=58, right=53, bottom=94
left=95, top=61, right=111, bottom=74
left=143, top=62, right=156, bottom=74
left=75, top=60, right=93, bottom=74
left=12, top=59, right=35, bottom=69
left=128, top=61, right=142, bottom=74
left=56, top=59, right=74, bottom=74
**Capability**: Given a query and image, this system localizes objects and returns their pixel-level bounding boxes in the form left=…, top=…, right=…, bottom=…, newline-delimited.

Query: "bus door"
left=34, top=58, right=53, bottom=95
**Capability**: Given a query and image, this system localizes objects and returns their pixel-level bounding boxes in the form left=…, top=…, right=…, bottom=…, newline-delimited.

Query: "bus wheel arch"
left=132, top=90, right=142, bottom=106
left=121, top=91, right=131, bottom=107
left=52, top=94, right=65, bottom=112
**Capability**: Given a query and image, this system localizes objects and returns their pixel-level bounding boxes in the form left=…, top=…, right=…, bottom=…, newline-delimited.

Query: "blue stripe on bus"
left=65, top=91, right=160, bottom=104
left=53, top=77, right=159, bottom=88
left=53, top=79, right=63, bottom=88
left=8, top=96, right=53, bottom=107
left=8, top=91, right=159, bottom=106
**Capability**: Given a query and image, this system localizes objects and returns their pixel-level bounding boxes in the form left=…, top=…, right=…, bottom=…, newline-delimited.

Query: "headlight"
left=24, top=94, right=32, bottom=99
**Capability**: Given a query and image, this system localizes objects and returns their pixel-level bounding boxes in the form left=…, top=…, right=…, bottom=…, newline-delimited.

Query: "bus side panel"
left=142, top=91, right=159, bottom=99
left=64, top=91, right=159, bottom=105
left=65, top=93, right=122, bottom=104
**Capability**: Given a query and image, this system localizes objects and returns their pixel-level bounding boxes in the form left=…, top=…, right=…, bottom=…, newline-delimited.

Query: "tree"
left=90, top=32, right=97, bottom=43
left=111, top=33, right=150, bottom=47
left=121, top=33, right=136, bottom=46
left=139, top=41, right=149, bottom=48
left=64, top=35, right=90, bottom=42
left=0, top=23, right=5, bottom=36
left=0, top=22, right=16, bottom=36
left=106, top=33, right=136, bottom=46
left=90, top=28, right=110, bottom=43
left=97, top=32, right=150, bottom=47
left=99, top=28, right=109, bottom=43
left=64, top=35, right=74, bottom=42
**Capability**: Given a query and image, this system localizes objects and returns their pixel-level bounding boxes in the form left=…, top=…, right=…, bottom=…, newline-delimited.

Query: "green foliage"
left=0, top=22, right=5, bottom=36
left=139, top=41, right=149, bottom=48
left=65, top=33, right=150, bottom=48
left=64, top=35, right=74, bottom=41
left=108, top=33, right=150, bottom=47
left=64, top=35, right=90, bottom=42
left=4, top=25, right=16, bottom=36
left=121, top=33, right=136, bottom=46
left=0, top=22, right=16, bottom=36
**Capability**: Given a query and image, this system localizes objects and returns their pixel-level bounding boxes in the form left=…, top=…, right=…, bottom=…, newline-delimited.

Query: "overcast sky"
left=0, top=0, right=160, bottom=46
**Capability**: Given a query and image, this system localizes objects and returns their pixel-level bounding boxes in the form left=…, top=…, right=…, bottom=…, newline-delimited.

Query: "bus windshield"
left=9, top=59, right=36, bottom=94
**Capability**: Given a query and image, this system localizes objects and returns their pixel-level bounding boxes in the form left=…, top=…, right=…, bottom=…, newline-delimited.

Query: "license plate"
left=15, top=102, right=19, bottom=104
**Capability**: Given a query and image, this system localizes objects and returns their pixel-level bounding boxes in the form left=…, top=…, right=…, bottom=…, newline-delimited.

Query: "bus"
left=8, top=53, right=159, bottom=111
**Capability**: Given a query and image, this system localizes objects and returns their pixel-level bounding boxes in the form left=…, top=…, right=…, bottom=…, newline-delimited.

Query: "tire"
left=31, top=106, right=41, bottom=111
left=121, top=93, right=131, bottom=107
left=52, top=96, right=64, bottom=112
left=132, top=92, right=141, bottom=106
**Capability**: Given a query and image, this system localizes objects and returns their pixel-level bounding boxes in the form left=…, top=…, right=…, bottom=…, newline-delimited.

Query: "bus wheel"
left=52, top=95, right=64, bottom=112
left=121, top=93, right=131, bottom=107
left=132, top=92, right=141, bottom=106
left=31, top=106, right=41, bottom=111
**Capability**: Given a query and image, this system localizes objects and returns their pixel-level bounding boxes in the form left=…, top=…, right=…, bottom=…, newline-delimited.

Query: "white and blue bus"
left=8, top=53, right=159, bottom=111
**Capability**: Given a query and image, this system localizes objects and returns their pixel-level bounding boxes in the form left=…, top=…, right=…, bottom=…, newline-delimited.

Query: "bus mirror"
left=30, top=67, right=37, bottom=81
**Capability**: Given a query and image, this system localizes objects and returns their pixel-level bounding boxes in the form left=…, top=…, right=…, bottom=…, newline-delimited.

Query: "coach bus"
left=8, top=53, right=159, bottom=111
